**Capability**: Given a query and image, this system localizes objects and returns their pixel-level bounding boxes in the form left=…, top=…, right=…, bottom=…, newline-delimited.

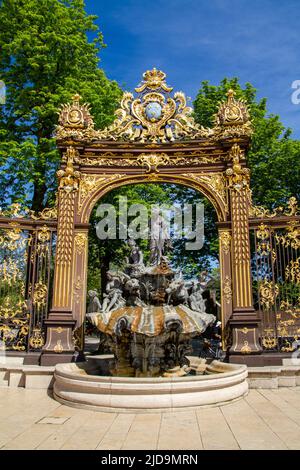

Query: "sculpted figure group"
left=87, top=239, right=211, bottom=322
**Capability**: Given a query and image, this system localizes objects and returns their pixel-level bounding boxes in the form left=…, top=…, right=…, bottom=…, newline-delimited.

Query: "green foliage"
left=0, top=0, right=121, bottom=210
left=193, top=78, right=300, bottom=207
left=87, top=183, right=218, bottom=292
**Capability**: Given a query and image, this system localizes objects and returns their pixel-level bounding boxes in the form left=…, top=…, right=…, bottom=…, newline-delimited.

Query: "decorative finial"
left=135, top=68, right=173, bottom=93
left=213, top=88, right=252, bottom=139
left=72, top=93, right=82, bottom=104
left=56, top=93, right=94, bottom=138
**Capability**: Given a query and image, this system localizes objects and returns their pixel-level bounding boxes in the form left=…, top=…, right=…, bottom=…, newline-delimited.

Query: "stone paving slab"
left=0, top=388, right=300, bottom=450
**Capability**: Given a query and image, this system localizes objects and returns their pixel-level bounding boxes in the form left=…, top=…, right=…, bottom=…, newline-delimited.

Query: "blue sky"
left=85, top=0, right=300, bottom=138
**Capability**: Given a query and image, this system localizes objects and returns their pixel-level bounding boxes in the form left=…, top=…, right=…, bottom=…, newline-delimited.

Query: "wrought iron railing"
left=250, top=216, right=300, bottom=352
left=0, top=204, right=57, bottom=353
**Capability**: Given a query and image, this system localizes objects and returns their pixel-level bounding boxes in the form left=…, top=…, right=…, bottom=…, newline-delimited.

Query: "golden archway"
left=79, top=172, right=228, bottom=224
left=41, top=69, right=261, bottom=366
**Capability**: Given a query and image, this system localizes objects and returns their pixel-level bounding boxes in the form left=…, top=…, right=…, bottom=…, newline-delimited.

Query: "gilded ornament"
left=183, top=173, right=228, bottom=213
left=223, top=276, right=232, bottom=304
left=54, top=339, right=63, bottom=353
left=285, top=257, right=300, bottom=285
left=241, top=340, right=251, bottom=354
left=56, top=70, right=212, bottom=143
left=75, top=233, right=87, bottom=255
left=29, top=327, right=45, bottom=349
left=136, top=153, right=171, bottom=172
left=259, top=280, right=279, bottom=310
left=241, top=327, right=249, bottom=335
left=280, top=299, right=300, bottom=319
left=256, top=223, right=271, bottom=256
left=57, top=146, right=80, bottom=192
left=262, top=335, right=277, bottom=349
left=214, top=89, right=253, bottom=139
left=37, top=225, right=51, bottom=243
left=275, top=221, right=300, bottom=250
left=78, top=174, right=123, bottom=213
left=56, top=93, right=94, bottom=140
left=226, top=144, right=250, bottom=191
left=32, top=282, right=48, bottom=309
left=249, top=196, right=299, bottom=219
left=220, top=231, right=231, bottom=254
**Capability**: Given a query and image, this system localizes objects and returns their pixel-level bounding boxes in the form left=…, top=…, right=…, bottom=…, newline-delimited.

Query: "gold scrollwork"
left=262, top=335, right=278, bottom=349
left=280, top=299, right=300, bottom=318
left=285, top=257, right=300, bottom=285
left=275, top=221, right=300, bottom=250
left=32, top=282, right=48, bottom=309
left=29, top=327, right=44, bottom=349
left=259, top=280, right=279, bottom=310
left=136, top=153, right=171, bottom=172
left=256, top=223, right=271, bottom=256
left=74, top=233, right=87, bottom=255
left=0, top=297, right=29, bottom=351
left=184, top=173, right=228, bottom=213
left=219, top=231, right=231, bottom=254
left=226, top=144, right=250, bottom=192
left=57, top=147, right=80, bottom=192
left=223, top=275, right=232, bottom=304
left=37, top=225, right=51, bottom=243
left=78, top=174, right=123, bottom=213
left=250, top=196, right=300, bottom=219
left=56, top=69, right=212, bottom=143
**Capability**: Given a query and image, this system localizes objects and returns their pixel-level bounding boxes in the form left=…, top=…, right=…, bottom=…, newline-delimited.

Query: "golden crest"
left=57, top=94, right=93, bottom=129
left=56, top=69, right=212, bottom=143
left=214, top=89, right=252, bottom=139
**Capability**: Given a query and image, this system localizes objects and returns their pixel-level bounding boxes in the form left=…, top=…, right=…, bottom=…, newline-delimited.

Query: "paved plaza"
left=0, top=387, right=300, bottom=450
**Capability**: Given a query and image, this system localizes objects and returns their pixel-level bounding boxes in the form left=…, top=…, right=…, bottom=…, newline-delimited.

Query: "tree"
left=0, top=0, right=121, bottom=211
left=193, top=78, right=300, bottom=207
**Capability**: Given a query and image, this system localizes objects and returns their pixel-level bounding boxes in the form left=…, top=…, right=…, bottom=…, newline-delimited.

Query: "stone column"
left=226, top=144, right=262, bottom=363
left=72, top=230, right=89, bottom=354
left=218, top=228, right=233, bottom=350
left=41, top=148, right=80, bottom=365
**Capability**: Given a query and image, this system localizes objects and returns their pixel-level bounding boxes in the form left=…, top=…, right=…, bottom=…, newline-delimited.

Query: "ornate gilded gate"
left=0, top=204, right=57, bottom=361
left=249, top=200, right=300, bottom=355
left=1, top=68, right=299, bottom=366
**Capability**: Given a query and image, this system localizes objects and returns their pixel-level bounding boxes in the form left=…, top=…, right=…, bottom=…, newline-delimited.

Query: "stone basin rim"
left=54, top=360, right=247, bottom=383
left=53, top=360, right=248, bottom=411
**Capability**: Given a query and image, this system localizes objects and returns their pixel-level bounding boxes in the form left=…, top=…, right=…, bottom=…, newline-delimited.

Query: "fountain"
left=86, top=238, right=217, bottom=377
left=53, top=239, right=248, bottom=411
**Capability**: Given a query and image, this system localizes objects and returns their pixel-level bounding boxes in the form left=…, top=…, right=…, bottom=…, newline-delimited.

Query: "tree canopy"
left=0, top=0, right=121, bottom=210
left=1, top=1, right=299, bottom=289
left=193, top=78, right=300, bottom=207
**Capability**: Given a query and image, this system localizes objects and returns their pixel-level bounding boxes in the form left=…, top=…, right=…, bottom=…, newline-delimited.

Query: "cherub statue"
left=166, top=278, right=189, bottom=305
left=189, top=280, right=207, bottom=313
left=127, top=239, right=144, bottom=265
left=87, top=290, right=102, bottom=313
left=124, top=278, right=144, bottom=306
left=101, top=271, right=127, bottom=313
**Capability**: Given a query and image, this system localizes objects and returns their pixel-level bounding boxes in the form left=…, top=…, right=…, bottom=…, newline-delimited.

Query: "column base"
left=229, top=308, right=262, bottom=356
left=41, top=313, right=76, bottom=366
left=40, top=352, right=75, bottom=366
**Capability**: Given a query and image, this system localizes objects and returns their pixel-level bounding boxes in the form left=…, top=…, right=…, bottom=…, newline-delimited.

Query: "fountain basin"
left=53, top=359, right=248, bottom=412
